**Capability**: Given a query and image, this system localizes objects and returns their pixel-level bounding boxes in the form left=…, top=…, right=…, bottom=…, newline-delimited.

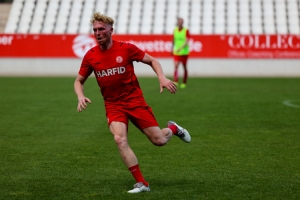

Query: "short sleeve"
left=127, top=43, right=145, bottom=62
left=79, top=53, right=93, bottom=77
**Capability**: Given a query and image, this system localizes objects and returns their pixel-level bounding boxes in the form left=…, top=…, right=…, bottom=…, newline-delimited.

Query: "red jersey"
left=79, top=40, right=147, bottom=106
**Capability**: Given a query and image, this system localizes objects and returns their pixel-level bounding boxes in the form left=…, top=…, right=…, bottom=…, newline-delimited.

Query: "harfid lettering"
left=95, top=67, right=126, bottom=78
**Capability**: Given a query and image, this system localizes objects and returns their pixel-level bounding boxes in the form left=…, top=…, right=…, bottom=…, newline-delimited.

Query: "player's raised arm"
left=141, top=53, right=177, bottom=94
left=74, top=74, right=92, bottom=112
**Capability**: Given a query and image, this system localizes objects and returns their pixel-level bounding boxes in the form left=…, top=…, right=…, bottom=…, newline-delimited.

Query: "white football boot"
left=127, top=182, right=150, bottom=193
left=168, top=121, right=191, bottom=143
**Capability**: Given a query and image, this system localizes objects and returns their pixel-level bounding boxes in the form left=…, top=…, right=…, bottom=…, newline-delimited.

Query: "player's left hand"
left=77, top=96, right=92, bottom=112
left=160, top=78, right=177, bottom=94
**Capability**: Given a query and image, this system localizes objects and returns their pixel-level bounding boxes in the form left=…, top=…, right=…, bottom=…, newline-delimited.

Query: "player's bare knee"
left=151, top=138, right=167, bottom=146
left=114, top=135, right=127, bottom=147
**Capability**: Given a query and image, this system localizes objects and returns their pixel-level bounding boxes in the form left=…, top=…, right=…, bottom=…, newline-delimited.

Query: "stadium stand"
left=2, top=0, right=300, bottom=34
left=0, top=3, right=11, bottom=33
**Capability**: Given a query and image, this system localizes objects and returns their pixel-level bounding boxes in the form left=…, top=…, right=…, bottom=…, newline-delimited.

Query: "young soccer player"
left=74, top=12, right=191, bottom=193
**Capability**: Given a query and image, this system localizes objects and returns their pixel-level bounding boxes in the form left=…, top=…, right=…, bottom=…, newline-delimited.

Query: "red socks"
left=128, top=164, right=148, bottom=186
left=183, top=68, right=188, bottom=84
left=174, top=70, right=178, bottom=83
left=168, top=124, right=178, bottom=134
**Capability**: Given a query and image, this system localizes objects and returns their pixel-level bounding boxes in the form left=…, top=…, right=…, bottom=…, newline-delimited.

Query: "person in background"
left=171, top=17, right=190, bottom=89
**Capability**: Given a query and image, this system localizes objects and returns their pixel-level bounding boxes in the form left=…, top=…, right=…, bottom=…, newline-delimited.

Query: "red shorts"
left=173, top=55, right=189, bottom=65
left=105, top=104, right=159, bottom=131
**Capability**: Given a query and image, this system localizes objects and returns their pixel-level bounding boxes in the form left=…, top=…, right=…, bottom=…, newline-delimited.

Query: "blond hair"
left=90, top=12, right=114, bottom=26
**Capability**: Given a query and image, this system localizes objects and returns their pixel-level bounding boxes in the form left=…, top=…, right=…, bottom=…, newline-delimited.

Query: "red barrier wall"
left=0, top=34, right=300, bottom=58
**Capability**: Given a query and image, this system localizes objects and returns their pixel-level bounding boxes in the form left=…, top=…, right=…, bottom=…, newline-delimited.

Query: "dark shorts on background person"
left=173, top=55, right=189, bottom=65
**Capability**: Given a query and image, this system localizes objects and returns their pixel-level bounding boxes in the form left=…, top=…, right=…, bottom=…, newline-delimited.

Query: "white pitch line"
left=283, top=100, right=300, bottom=108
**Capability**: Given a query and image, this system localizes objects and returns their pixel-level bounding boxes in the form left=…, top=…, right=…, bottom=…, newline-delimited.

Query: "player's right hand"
left=77, top=96, right=92, bottom=112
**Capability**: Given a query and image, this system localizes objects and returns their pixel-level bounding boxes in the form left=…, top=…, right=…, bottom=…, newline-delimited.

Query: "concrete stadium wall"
left=0, top=58, right=299, bottom=77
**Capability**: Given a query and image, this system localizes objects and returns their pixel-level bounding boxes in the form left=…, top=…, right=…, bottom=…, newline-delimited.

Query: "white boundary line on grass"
left=283, top=100, right=300, bottom=108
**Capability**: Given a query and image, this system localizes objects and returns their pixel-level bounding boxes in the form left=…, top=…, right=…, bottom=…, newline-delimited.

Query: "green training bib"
left=173, top=27, right=189, bottom=56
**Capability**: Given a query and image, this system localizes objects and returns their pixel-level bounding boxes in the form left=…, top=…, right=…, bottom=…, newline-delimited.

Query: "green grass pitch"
left=0, top=77, right=300, bottom=200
